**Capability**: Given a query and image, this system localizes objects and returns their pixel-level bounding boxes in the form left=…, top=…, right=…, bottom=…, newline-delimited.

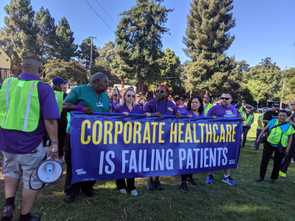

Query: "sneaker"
left=279, top=171, right=287, bottom=178
left=179, top=182, right=188, bottom=191
left=222, top=176, right=237, bottom=186
left=206, top=175, right=214, bottom=185
left=119, top=189, right=127, bottom=194
left=18, top=214, right=41, bottom=221
left=1, top=205, right=14, bottom=221
left=130, top=189, right=139, bottom=197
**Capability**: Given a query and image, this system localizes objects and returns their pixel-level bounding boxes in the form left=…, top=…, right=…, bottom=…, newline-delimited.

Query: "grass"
left=1, top=114, right=295, bottom=221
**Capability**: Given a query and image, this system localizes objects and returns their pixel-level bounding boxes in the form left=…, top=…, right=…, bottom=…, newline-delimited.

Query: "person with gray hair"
left=63, top=72, right=110, bottom=203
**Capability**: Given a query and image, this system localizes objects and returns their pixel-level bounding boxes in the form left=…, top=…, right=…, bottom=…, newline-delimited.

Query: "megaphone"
left=36, top=160, right=63, bottom=184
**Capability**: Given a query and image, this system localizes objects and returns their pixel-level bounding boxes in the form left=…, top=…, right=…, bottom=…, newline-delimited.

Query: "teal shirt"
left=64, top=84, right=110, bottom=112
left=64, top=84, right=110, bottom=133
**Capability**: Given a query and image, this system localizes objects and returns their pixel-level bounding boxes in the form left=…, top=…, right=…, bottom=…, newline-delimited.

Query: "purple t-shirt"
left=177, top=105, right=189, bottom=115
left=144, top=98, right=177, bottom=115
left=114, top=104, right=143, bottom=114
left=207, top=104, right=239, bottom=118
left=0, top=73, right=59, bottom=154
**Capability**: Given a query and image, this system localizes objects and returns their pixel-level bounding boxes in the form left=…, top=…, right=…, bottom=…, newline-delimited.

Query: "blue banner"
left=70, top=112, right=242, bottom=184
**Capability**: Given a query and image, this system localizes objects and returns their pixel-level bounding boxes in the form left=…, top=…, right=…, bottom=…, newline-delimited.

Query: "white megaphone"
left=36, top=160, right=63, bottom=184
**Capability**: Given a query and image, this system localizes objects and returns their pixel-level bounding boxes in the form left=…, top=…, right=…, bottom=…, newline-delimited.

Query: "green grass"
left=1, top=116, right=295, bottom=221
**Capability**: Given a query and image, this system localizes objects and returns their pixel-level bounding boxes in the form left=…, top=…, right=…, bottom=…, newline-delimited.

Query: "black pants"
left=242, top=126, right=251, bottom=147
left=281, top=135, right=295, bottom=173
left=255, top=129, right=262, bottom=150
left=64, top=134, right=96, bottom=196
left=259, top=142, right=286, bottom=180
left=181, top=174, right=193, bottom=182
left=116, top=178, right=135, bottom=192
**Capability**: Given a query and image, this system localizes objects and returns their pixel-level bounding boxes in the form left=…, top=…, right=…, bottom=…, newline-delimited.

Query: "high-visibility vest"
left=204, top=103, right=213, bottom=116
left=0, top=77, right=40, bottom=132
left=267, top=120, right=294, bottom=148
left=54, top=90, right=64, bottom=114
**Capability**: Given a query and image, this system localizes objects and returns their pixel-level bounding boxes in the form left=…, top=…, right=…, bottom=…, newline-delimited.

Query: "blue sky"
left=0, top=0, right=294, bottom=68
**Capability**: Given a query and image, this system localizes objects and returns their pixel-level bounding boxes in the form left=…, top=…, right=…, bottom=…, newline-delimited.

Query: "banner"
left=70, top=112, right=242, bottom=184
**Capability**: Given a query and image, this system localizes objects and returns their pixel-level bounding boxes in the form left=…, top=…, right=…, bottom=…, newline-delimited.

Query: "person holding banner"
left=63, top=72, right=110, bottom=203
left=114, top=87, right=143, bottom=197
left=206, top=93, right=239, bottom=186
left=179, top=96, right=204, bottom=191
left=257, top=109, right=295, bottom=183
left=144, top=84, right=177, bottom=190
left=0, top=55, right=59, bottom=221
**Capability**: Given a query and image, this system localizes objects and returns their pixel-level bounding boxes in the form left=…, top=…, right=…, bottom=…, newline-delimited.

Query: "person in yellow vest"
left=240, top=105, right=254, bottom=148
left=52, top=77, right=68, bottom=159
left=0, top=55, right=59, bottom=221
left=203, top=93, right=213, bottom=116
left=256, top=110, right=295, bottom=183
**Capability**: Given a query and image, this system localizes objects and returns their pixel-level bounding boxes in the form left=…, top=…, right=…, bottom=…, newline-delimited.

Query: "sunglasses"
left=157, top=90, right=166, bottom=94
left=126, top=94, right=135, bottom=98
left=113, top=94, right=119, bottom=97
left=220, top=97, right=230, bottom=100
left=291, top=103, right=295, bottom=106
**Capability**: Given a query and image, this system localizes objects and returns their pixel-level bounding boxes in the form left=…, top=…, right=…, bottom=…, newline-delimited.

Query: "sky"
left=0, top=0, right=295, bottom=68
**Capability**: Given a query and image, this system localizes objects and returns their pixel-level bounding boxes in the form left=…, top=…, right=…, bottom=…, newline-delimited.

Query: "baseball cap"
left=52, top=76, right=68, bottom=86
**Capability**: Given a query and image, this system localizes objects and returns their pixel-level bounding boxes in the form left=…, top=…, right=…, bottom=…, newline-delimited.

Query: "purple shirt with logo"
left=144, top=98, right=177, bottom=115
left=0, top=73, right=59, bottom=154
left=207, top=103, right=239, bottom=118
left=114, top=104, right=143, bottom=114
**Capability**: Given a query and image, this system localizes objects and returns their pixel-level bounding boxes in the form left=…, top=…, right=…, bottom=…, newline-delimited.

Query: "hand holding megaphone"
left=47, top=142, right=59, bottom=160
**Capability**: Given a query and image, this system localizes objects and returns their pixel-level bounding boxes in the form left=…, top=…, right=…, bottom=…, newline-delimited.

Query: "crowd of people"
left=0, top=55, right=294, bottom=221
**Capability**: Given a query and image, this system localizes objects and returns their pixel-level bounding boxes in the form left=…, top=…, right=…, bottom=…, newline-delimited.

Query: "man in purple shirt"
left=144, top=85, right=177, bottom=190
left=0, top=56, right=59, bottom=221
left=206, top=93, right=239, bottom=186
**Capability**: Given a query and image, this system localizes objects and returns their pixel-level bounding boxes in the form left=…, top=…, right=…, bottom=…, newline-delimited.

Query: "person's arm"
left=63, top=87, right=92, bottom=113
left=44, top=119, right=58, bottom=159
left=257, top=125, right=269, bottom=143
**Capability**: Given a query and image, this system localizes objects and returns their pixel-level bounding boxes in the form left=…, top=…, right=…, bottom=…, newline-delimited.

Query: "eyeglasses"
left=291, top=103, right=295, bottom=106
left=220, top=97, right=230, bottom=100
left=126, top=94, right=135, bottom=98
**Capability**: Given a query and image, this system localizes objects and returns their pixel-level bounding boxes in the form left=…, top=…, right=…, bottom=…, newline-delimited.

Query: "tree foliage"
left=43, top=59, right=87, bottom=84
left=53, top=17, right=78, bottom=61
left=116, top=0, right=171, bottom=92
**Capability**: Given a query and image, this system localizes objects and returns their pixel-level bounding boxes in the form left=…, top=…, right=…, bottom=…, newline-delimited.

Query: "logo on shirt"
left=167, top=107, right=174, bottom=112
left=224, top=110, right=234, bottom=117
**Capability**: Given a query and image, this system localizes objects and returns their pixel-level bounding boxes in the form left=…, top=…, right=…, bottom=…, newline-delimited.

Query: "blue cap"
left=52, top=76, right=68, bottom=86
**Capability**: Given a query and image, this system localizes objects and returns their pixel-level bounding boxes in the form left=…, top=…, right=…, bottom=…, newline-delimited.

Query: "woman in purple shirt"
left=179, top=96, right=204, bottom=191
left=114, top=87, right=142, bottom=197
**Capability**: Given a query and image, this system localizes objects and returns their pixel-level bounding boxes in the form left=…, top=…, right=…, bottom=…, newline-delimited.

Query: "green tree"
left=245, top=57, right=281, bottom=105
left=116, top=0, right=171, bottom=92
left=43, top=59, right=88, bottom=84
left=54, top=17, right=77, bottom=61
left=78, top=37, right=99, bottom=71
left=0, top=0, right=37, bottom=70
left=281, top=68, right=295, bottom=102
left=34, top=7, right=56, bottom=62
left=183, top=0, right=236, bottom=96
left=159, top=48, right=184, bottom=95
